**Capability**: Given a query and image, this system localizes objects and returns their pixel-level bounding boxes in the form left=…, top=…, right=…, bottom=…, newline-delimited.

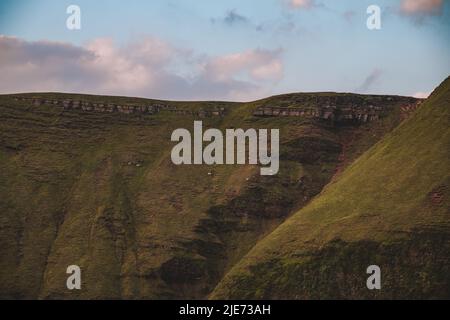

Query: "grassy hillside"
left=211, top=77, right=450, bottom=299
left=0, top=90, right=423, bottom=299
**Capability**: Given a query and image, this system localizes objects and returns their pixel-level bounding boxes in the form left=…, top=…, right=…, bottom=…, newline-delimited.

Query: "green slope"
left=0, top=90, right=424, bottom=299
left=211, top=77, right=450, bottom=299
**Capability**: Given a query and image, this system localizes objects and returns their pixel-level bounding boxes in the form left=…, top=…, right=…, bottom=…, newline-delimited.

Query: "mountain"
left=211, top=77, right=450, bottom=299
left=0, top=84, right=442, bottom=299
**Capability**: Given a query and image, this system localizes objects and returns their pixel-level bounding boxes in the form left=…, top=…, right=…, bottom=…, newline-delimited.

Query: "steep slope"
left=0, top=91, right=420, bottom=299
left=211, top=77, right=450, bottom=299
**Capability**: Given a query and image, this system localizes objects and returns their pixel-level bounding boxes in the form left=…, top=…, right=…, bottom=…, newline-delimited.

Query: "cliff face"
left=0, top=90, right=434, bottom=299
left=253, top=94, right=420, bottom=124
left=14, top=96, right=227, bottom=117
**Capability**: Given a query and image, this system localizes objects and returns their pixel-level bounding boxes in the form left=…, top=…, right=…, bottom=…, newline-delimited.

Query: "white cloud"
left=0, top=35, right=284, bottom=101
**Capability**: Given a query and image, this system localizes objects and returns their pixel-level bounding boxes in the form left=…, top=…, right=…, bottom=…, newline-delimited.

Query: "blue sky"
left=0, top=0, right=449, bottom=101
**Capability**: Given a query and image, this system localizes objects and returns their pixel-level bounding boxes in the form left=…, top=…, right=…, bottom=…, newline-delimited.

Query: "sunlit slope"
left=212, top=78, right=450, bottom=299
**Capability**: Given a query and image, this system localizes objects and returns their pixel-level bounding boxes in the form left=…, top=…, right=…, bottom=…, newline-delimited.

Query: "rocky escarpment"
left=253, top=94, right=420, bottom=124
left=14, top=94, right=421, bottom=124
left=13, top=97, right=227, bottom=118
left=14, top=94, right=420, bottom=124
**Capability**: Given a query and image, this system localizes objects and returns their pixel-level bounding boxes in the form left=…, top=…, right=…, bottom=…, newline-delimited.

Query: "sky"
left=0, top=0, right=449, bottom=101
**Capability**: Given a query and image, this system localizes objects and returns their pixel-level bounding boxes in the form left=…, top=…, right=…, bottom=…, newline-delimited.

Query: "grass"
left=210, top=77, right=450, bottom=299
left=0, top=90, right=426, bottom=299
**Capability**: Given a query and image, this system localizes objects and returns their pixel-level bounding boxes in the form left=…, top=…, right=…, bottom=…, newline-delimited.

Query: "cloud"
left=412, top=91, right=431, bottom=99
left=203, top=49, right=283, bottom=82
left=399, top=0, right=443, bottom=24
left=356, top=69, right=383, bottom=93
left=223, top=9, right=249, bottom=26
left=400, top=0, right=443, bottom=15
left=0, top=35, right=283, bottom=101
left=289, top=0, right=316, bottom=9
left=211, top=9, right=250, bottom=27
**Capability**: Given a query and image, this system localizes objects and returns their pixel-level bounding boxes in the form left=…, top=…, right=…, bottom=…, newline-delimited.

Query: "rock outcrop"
left=13, top=97, right=226, bottom=118
left=13, top=94, right=420, bottom=123
left=253, top=95, right=421, bottom=124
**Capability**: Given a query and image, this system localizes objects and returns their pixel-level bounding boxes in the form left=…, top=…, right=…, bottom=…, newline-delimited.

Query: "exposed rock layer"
left=13, top=97, right=226, bottom=118
left=253, top=95, right=420, bottom=124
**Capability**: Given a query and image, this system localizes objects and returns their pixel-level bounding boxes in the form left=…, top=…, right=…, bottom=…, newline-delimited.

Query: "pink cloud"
left=85, top=38, right=155, bottom=92
left=203, top=49, right=283, bottom=82
left=0, top=35, right=284, bottom=101
left=289, top=0, right=315, bottom=9
left=412, top=91, right=431, bottom=99
left=400, top=0, right=443, bottom=15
